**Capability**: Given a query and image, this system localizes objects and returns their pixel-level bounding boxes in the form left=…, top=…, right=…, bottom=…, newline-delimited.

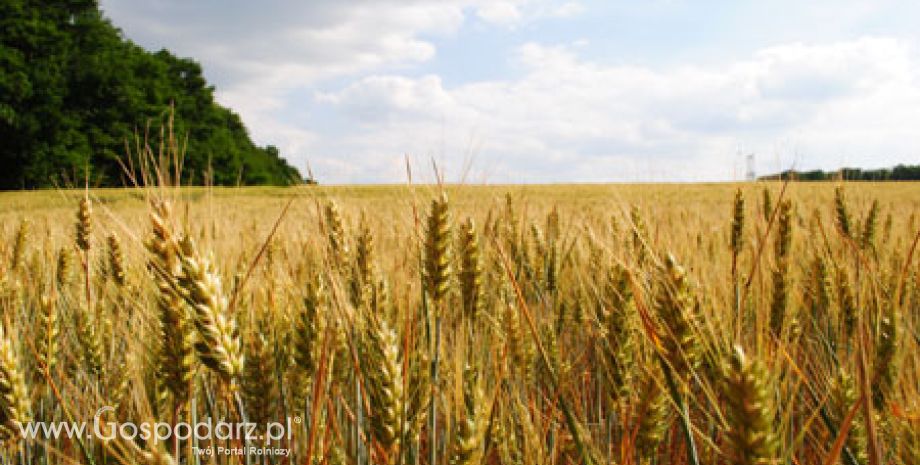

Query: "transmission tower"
left=745, top=153, right=756, bottom=181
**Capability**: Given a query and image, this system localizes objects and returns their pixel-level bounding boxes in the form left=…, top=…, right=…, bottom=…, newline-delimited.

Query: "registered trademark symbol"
left=293, top=416, right=302, bottom=424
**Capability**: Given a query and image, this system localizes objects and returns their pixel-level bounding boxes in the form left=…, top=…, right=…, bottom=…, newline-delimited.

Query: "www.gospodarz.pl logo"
left=12, top=406, right=299, bottom=455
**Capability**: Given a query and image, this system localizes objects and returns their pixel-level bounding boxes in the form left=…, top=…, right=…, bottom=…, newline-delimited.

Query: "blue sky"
left=100, top=0, right=920, bottom=183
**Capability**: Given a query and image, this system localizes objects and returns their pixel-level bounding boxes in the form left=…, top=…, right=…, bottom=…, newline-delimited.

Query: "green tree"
left=0, top=0, right=301, bottom=188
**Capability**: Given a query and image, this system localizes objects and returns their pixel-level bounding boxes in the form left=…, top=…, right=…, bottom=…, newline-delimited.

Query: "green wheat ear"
left=630, top=205, right=649, bottom=263
left=872, top=299, right=898, bottom=408
left=770, top=199, right=793, bottom=336
left=829, top=370, right=868, bottom=465
left=600, top=263, right=635, bottom=401
left=634, top=373, right=670, bottom=463
left=355, top=211, right=376, bottom=284
left=859, top=199, right=880, bottom=251
left=449, top=363, right=487, bottom=465
left=242, top=323, right=278, bottom=425
left=458, top=218, right=484, bottom=323
left=730, top=188, right=745, bottom=267
left=290, top=272, right=325, bottom=412
left=720, top=346, right=778, bottom=465
left=424, top=192, right=452, bottom=305
left=834, top=186, right=852, bottom=238
left=835, top=264, right=858, bottom=341
left=654, top=253, right=702, bottom=376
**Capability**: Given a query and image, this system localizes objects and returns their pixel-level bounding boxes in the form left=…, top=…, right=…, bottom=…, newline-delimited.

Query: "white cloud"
left=100, top=0, right=585, bottom=177
left=474, top=0, right=585, bottom=27
left=99, top=0, right=920, bottom=182
left=551, top=1, right=585, bottom=18
left=316, top=75, right=460, bottom=123
left=312, top=37, right=920, bottom=182
left=475, top=2, right=522, bottom=25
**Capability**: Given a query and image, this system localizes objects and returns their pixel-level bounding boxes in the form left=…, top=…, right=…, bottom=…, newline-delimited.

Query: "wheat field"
left=0, top=179, right=917, bottom=465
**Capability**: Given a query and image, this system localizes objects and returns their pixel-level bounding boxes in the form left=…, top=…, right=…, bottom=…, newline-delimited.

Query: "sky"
left=99, top=0, right=920, bottom=183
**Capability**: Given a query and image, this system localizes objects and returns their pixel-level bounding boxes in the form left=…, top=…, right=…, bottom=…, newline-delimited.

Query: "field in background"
left=0, top=182, right=918, bottom=464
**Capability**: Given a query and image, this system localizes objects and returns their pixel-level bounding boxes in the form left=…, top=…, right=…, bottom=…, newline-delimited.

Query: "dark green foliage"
left=0, top=0, right=301, bottom=188
left=760, top=164, right=920, bottom=181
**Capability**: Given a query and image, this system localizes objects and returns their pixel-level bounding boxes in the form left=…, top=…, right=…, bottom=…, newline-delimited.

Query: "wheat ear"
left=449, top=364, right=487, bottom=465
left=75, top=197, right=92, bottom=252
left=55, top=246, right=72, bottom=287
left=770, top=199, right=793, bottom=335
left=720, top=346, right=778, bottom=465
left=176, top=236, right=244, bottom=389
left=834, top=186, right=852, bottom=238
left=425, top=192, right=452, bottom=305
left=458, top=218, right=484, bottom=323
left=37, top=295, right=58, bottom=376
left=654, top=253, right=702, bottom=375
left=324, top=201, right=349, bottom=270
left=146, top=201, right=196, bottom=408
left=9, top=220, right=28, bottom=271
left=106, top=233, right=126, bottom=287
left=0, top=323, right=30, bottom=440
left=360, top=317, right=405, bottom=463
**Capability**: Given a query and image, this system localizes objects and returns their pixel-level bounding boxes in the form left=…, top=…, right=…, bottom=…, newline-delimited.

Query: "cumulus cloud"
left=100, top=0, right=920, bottom=182
left=474, top=0, right=585, bottom=28
left=476, top=2, right=522, bottom=25
left=313, top=37, right=920, bottom=182
left=100, top=0, right=585, bottom=177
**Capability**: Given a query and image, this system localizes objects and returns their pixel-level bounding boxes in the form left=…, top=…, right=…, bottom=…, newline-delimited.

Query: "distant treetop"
left=0, top=0, right=303, bottom=188
left=759, top=164, right=920, bottom=181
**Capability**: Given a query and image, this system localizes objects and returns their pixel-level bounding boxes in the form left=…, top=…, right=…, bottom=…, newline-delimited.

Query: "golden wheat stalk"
left=458, top=218, right=484, bottom=322
left=36, top=295, right=58, bottom=375
left=9, top=220, right=28, bottom=271
left=834, top=186, right=852, bottom=238
left=360, top=317, right=405, bottom=463
left=242, top=326, right=278, bottom=425
left=106, top=233, right=126, bottom=287
left=654, top=253, right=702, bottom=376
left=634, top=373, right=669, bottom=463
left=449, top=364, right=487, bottom=465
left=600, top=263, right=635, bottom=401
left=830, top=370, right=868, bottom=465
left=425, top=192, right=452, bottom=305
left=355, top=212, right=376, bottom=286
left=55, top=246, right=72, bottom=287
left=730, top=188, right=745, bottom=279
left=324, top=201, right=349, bottom=269
left=770, top=199, right=793, bottom=336
left=719, top=346, right=778, bottom=465
left=75, top=197, right=92, bottom=252
left=76, top=304, right=104, bottom=377
left=145, top=201, right=196, bottom=408
left=0, top=323, right=30, bottom=440
left=176, top=236, right=244, bottom=389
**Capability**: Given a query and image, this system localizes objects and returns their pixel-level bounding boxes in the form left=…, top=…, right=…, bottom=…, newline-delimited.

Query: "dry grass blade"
left=823, top=399, right=862, bottom=465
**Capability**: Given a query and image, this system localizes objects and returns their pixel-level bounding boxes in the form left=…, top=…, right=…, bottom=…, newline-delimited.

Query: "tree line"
left=759, top=164, right=920, bottom=181
left=0, top=0, right=303, bottom=189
